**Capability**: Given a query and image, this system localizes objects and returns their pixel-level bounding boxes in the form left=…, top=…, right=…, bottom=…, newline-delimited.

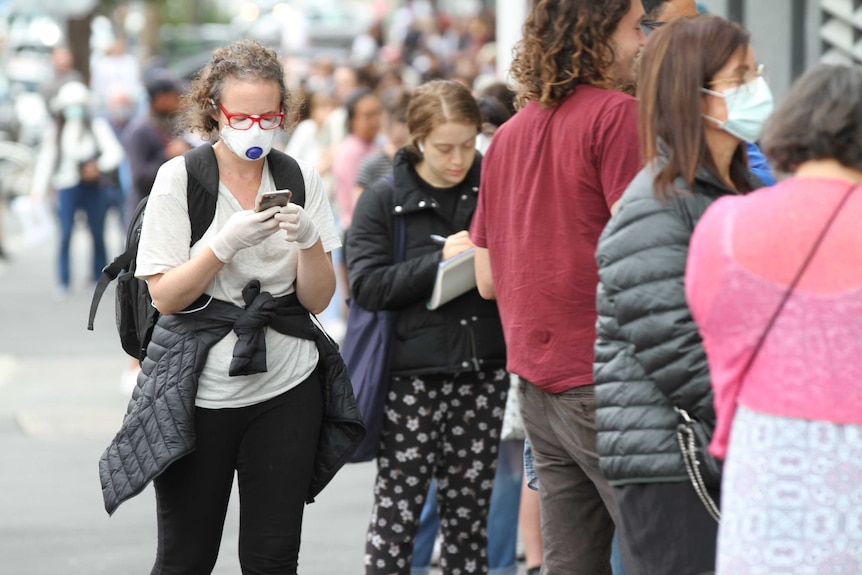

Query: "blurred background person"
left=333, top=87, right=383, bottom=235
left=118, top=70, right=190, bottom=391
left=687, top=63, right=862, bottom=575
left=594, top=16, right=768, bottom=574
left=322, top=65, right=362, bottom=153
left=353, top=86, right=412, bottom=197
left=100, top=87, right=137, bottom=231
left=285, top=90, right=338, bottom=187
left=38, top=45, right=84, bottom=107
left=89, top=38, right=142, bottom=110
left=332, top=86, right=382, bottom=304
left=30, top=81, right=124, bottom=298
left=474, top=95, right=510, bottom=154
left=349, top=79, right=507, bottom=575
left=121, top=70, right=190, bottom=227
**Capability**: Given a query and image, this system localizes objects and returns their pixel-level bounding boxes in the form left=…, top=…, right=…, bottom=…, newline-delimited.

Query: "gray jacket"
left=593, top=158, right=759, bottom=485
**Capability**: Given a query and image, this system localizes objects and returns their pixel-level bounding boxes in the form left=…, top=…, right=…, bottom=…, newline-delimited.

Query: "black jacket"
left=346, top=148, right=506, bottom=376
left=99, top=290, right=365, bottom=515
left=593, top=157, right=760, bottom=485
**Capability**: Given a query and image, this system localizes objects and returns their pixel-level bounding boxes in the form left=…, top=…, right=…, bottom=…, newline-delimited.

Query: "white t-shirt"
left=136, top=154, right=341, bottom=408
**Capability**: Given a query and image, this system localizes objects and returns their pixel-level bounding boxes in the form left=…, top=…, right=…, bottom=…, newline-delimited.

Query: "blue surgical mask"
left=63, top=104, right=86, bottom=121
left=701, top=76, right=774, bottom=143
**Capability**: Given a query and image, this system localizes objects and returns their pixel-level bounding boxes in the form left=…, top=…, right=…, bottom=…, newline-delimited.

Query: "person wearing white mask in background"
left=30, top=81, right=124, bottom=298
left=101, top=40, right=342, bottom=574
left=593, top=16, right=772, bottom=575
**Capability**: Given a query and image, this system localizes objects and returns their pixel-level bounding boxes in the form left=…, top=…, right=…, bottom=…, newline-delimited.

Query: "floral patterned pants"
left=364, top=369, right=509, bottom=575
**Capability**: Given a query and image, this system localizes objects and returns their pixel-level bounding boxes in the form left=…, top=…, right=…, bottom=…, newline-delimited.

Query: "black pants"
left=613, top=482, right=720, bottom=575
left=365, top=370, right=509, bottom=575
left=150, top=371, right=323, bottom=575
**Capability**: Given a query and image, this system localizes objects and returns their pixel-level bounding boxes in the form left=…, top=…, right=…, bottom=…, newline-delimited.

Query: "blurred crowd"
left=0, top=0, right=502, bottom=295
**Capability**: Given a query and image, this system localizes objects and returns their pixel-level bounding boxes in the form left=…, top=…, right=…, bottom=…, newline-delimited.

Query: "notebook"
left=426, top=248, right=477, bottom=310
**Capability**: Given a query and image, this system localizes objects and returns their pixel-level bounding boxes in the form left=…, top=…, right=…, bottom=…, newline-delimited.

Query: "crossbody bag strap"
left=739, top=182, right=859, bottom=380
left=678, top=181, right=858, bottom=524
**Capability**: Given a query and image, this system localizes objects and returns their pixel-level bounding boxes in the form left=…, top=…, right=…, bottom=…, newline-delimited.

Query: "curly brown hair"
left=510, top=0, right=634, bottom=109
left=179, top=39, right=300, bottom=139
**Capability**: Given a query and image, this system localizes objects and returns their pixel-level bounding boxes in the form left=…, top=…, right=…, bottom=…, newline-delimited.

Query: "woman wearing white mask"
left=117, top=39, right=341, bottom=573
left=31, top=80, right=124, bottom=296
left=593, top=16, right=771, bottom=575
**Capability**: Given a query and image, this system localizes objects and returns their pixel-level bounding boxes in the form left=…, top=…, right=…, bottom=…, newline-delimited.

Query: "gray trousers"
left=519, top=379, right=619, bottom=575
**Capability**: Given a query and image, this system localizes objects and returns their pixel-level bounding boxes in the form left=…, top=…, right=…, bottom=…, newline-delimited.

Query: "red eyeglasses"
left=218, top=103, right=284, bottom=130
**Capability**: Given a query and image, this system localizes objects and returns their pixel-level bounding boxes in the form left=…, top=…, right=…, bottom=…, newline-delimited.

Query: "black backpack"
left=87, top=144, right=307, bottom=361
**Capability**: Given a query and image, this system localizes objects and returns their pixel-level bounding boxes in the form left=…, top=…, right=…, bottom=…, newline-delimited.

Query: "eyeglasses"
left=706, top=64, right=767, bottom=89
left=640, top=19, right=667, bottom=36
left=217, top=103, right=284, bottom=130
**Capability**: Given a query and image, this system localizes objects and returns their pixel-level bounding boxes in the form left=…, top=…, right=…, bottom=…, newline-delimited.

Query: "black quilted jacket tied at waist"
left=99, top=288, right=365, bottom=515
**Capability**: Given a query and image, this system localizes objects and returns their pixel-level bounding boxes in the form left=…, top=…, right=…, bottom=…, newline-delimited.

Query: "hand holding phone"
left=209, top=208, right=281, bottom=262
left=255, top=190, right=293, bottom=213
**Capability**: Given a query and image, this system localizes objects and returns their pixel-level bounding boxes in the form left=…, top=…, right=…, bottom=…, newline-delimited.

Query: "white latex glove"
left=274, top=203, right=320, bottom=249
left=209, top=206, right=281, bottom=263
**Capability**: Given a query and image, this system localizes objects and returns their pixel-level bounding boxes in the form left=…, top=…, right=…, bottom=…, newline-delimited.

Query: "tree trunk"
left=140, top=0, right=164, bottom=63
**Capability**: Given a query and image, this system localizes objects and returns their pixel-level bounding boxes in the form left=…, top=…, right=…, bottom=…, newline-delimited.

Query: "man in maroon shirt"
left=471, top=1, right=646, bottom=573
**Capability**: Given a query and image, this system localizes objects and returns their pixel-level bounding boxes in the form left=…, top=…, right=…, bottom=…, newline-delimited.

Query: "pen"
left=429, top=234, right=447, bottom=245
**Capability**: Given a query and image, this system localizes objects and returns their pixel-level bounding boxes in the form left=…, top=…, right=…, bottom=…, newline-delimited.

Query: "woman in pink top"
left=333, top=88, right=382, bottom=232
left=687, top=64, right=862, bottom=575
left=332, top=88, right=382, bottom=302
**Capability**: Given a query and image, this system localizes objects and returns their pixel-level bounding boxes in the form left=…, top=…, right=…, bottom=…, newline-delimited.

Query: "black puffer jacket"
left=593, top=157, right=760, bottom=485
left=99, top=291, right=365, bottom=515
left=347, top=148, right=506, bottom=376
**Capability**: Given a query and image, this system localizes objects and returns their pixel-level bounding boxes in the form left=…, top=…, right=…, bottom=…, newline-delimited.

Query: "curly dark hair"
left=179, top=39, right=300, bottom=139
left=761, top=64, right=862, bottom=174
left=510, top=0, right=634, bottom=109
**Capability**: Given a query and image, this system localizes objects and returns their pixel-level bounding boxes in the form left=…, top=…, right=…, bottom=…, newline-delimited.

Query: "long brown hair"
left=511, top=0, right=634, bottom=109
left=638, top=16, right=753, bottom=199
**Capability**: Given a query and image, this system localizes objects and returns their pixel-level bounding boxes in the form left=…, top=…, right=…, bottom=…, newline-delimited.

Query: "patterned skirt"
left=717, top=406, right=862, bottom=575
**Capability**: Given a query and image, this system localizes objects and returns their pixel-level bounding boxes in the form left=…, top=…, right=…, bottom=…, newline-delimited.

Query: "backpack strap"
left=183, top=144, right=220, bottom=245
left=87, top=196, right=147, bottom=331
left=266, top=148, right=306, bottom=207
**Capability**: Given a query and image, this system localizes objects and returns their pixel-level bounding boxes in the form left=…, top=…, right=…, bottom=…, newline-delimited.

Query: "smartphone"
left=255, top=190, right=292, bottom=212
